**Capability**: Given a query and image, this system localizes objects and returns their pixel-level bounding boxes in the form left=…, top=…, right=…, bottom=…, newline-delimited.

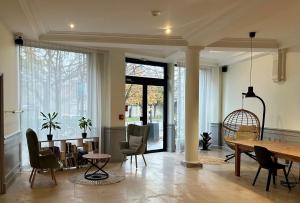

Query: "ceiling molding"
left=220, top=52, right=271, bottom=66
left=278, top=35, right=300, bottom=49
left=125, top=52, right=169, bottom=63
left=39, top=31, right=188, bottom=47
left=18, top=0, right=47, bottom=38
left=207, top=38, right=279, bottom=50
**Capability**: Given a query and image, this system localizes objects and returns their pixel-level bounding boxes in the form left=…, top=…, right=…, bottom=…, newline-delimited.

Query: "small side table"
left=82, top=153, right=111, bottom=180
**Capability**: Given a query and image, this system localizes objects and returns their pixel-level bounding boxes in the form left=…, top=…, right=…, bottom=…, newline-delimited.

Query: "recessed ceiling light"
left=165, top=28, right=171, bottom=34
left=69, top=23, right=75, bottom=29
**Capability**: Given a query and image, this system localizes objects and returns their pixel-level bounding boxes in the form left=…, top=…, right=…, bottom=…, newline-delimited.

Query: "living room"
left=0, top=0, right=300, bottom=202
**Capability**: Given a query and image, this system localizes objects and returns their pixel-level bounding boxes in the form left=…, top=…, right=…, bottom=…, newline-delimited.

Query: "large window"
left=173, top=64, right=216, bottom=152
left=20, top=46, right=96, bottom=165
left=126, top=62, right=164, bottom=79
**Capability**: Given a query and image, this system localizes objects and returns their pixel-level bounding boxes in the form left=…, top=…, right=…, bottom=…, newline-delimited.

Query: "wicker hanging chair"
left=223, top=108, right=261, bottom=162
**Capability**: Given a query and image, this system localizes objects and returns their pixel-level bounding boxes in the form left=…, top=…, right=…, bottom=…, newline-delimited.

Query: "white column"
left=182, top=46, right=203, bottom=167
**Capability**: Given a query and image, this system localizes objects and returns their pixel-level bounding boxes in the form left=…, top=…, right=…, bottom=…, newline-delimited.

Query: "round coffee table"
left=82, top=153, right=111, bottom=181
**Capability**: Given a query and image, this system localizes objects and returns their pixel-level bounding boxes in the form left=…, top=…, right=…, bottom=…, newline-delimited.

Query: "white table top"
left=82, top=153, right=111, bottom=160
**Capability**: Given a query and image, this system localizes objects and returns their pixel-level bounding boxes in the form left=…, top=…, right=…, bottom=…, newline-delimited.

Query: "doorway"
left=125, top=58, right=168, bottom=152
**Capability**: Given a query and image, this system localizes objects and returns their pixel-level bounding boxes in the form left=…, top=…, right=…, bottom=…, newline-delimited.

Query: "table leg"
left=84, top=158, right=110, bottom=180
left=235, top=144, right=241, bottom=177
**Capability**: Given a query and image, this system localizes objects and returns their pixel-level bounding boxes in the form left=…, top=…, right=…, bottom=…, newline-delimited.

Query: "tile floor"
left=0, top=149, right=299, bottom=203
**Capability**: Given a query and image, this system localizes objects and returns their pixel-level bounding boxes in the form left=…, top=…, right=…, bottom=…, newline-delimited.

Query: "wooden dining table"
left=226, top=139, right=300, bottom=176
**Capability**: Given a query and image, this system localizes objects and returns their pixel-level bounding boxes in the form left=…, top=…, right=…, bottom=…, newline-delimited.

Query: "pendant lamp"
left=242, top=32, right=266, bottom=140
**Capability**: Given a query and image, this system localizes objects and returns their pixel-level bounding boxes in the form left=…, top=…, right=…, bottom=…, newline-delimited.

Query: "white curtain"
left=19, top=44, right=100, bottom=165
left=174, top=62, right=186, bottom=152
left=199, top=67, right=213, bottom=134
left=174, top=63, right=218, bottom=151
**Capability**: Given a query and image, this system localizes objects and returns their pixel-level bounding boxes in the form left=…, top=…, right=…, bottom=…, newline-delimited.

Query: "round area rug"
left=198, top=155, right=227, bottom=165
left=69, top=171, right=125, bottom=185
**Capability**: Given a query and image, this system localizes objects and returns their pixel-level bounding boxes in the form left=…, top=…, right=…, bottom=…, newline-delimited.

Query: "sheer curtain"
left=174, top=62, right=186, bottom=152
left=20, top=45, right=99, bottom=165
left=174, top=63, right=217, bottom=151
left=199, top=67, right=213, bottom=134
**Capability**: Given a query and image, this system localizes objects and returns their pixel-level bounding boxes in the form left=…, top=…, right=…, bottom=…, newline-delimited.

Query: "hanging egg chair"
left=223, top=108, right=260, bottom=162
left=223, top=108, right=260, bottom=139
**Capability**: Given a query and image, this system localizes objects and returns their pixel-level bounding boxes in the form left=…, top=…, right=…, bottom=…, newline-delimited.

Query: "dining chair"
left=252, top=145, right=291, bottom=191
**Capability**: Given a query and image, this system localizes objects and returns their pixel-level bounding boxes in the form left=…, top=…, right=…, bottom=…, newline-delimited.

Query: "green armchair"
left=120, top=124, right=150, bottom=168
left=26, top=128, right=59, bottom=188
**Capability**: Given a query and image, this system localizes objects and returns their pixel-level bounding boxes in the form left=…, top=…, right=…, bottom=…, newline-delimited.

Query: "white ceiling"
left=0, top=0, right=299, bottom=62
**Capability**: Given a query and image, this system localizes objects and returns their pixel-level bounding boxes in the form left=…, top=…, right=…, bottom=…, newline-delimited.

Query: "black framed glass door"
left=125, top=58, right=168, bottom=153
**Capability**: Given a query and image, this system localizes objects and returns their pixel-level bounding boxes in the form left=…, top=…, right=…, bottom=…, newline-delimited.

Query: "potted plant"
left=78, top=117, right=92, bottom=138
left=41, top=112, right=61, bottom=141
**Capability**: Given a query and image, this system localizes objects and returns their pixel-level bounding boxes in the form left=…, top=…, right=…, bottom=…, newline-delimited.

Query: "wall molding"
left=103, top=127, right=126, bottom=162
left=264, top=127, right=300, bottom=138
left=219, top=126, right=300, bottom=147
left=3, top=131, right=21, bottom=192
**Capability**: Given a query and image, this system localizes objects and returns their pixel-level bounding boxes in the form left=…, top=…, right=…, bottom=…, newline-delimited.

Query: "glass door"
left=147, top=85, right=164, bottom=151
left=125, top=58, right=168, bottom=153
left=125, top=84, right=143, bottom=126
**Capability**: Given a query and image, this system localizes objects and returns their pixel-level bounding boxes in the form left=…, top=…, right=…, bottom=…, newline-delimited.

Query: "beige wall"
left=0, top=22, right=19, bottom=136
left=222, top=52, right=300, bottom=131
left=104, top=49, right=125, bottom=127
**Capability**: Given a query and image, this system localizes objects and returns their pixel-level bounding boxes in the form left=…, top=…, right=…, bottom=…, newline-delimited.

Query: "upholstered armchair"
left=26, top=128, right=60, bottom=188
left=120, top=124, right=150, bottom=168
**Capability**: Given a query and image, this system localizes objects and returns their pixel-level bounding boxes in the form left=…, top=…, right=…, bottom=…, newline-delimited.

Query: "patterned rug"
left=69, top=171, right=125, bottom=185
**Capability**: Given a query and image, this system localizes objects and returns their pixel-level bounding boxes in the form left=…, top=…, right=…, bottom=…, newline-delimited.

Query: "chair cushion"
left=236, top=131, right=257, bottom=140
left=120, top=148, right=136, bottom=155
left=238, top=125, right=258, bottom=133
left=129, top=135, right=142, bottom=150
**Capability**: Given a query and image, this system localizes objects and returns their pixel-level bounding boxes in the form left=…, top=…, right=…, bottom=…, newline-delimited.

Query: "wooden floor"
left=0, top=149, right=300, bottom=203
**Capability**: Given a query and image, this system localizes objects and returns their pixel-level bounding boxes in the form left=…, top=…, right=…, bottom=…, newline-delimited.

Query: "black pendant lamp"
left=242, top=32, right=266, bottom=140
left=245, top=32, right=256, bottom=98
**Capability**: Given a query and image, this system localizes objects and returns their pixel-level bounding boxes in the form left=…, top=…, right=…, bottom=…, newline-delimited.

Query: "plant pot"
left=82, top=132, right=87, bottom=138
left=47, top=134, right=53, bottom=141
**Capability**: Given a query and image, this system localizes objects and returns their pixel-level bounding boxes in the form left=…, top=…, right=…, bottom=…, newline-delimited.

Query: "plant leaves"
left=40, top=112, right=47, bottom=118
left=52, top=112, right=58, bottom=120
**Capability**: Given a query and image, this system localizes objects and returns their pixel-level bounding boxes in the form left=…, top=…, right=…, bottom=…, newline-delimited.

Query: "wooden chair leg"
left=266, top=170, right=272, bottom=191
left=51, top=169, right=57, bottom=185
left=135, top=155, right=137, bottom=168
left=142, top=154, right=147, bottom=166
left=29, top=168, right=35, bottom=182
left=30, top=168, right=37, bottom=188
left=252, top=167, right=261, bottom=186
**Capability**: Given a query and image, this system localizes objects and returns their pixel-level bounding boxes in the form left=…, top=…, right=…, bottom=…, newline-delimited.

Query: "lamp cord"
left=250, top=36, right=253, bottom=86
left=242, top=94, right=244, bottom=109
